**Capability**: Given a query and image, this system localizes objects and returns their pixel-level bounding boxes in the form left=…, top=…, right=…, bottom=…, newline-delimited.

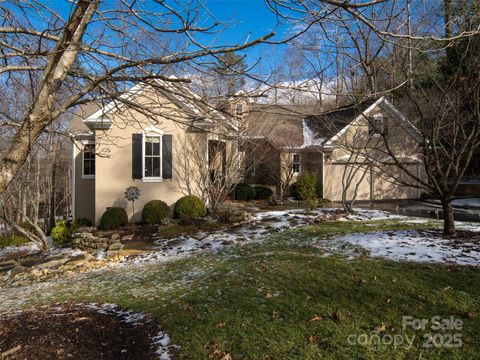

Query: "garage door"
left=323, top=163, right=371, bottom=201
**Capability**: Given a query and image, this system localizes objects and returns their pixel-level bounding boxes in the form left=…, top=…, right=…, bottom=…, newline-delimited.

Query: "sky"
left=194, top=0, right=291, bottom=67
left=37, top=0, right=290, bottom=70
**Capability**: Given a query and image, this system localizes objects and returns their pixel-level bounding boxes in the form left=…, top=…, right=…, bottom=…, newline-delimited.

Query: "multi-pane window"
left=292, top=153, right=301, bottom=173
left=236, top=102, right=244, bottom=115
left=83, top=144, right=95, bottom=176
left=369, top=114, right=385, bottom=135
left=144, top=136, right=161, bottom=178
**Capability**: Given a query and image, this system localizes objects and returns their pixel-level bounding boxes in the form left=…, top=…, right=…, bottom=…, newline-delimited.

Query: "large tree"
left=0, top=0, right=274, bottom=197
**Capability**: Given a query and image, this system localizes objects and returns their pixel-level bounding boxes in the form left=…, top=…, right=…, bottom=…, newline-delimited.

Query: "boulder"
left=64, top=253, right=94, bottom=267
left=110, top=233, right=120, bottom=241
left=106, top=250, right=120, bottom=259
left=121, top=234, right=134, bottom=242
left=0, top=260, right=20, bottom=273
left=35, top=257, right=69, bottom=269
left=108, top=243, right=124, bottom=251
left=9, top=265, right=27, bottom=277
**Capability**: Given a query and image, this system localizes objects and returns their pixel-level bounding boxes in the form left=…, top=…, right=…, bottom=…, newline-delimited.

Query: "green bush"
left=142, top=200, right=171, bottom=224
left=99, top=207, right=128, bottom=230
left=174, top=195, right=206, bottom=220
left=215, top=207, right=246, bottom=224
left=232, top=183, right=256, bottom=201
left=51, top=220, right=71, bottom=246
left=74, top=217, right=93, bottom=228
left=290, top=179, right=322, bottom=199
left=296, top=171, right=318, bottom=211
left=254, top=186, right=273, bottom=200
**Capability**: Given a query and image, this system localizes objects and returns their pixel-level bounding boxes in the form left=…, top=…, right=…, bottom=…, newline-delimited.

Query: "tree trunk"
left=441, top=199, right=455, bottom=237
left=49, top=162, right=56, bottom=232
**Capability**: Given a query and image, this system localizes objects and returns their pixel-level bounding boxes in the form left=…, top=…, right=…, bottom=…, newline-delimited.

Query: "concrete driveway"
left=354, top=199, right=480, bottom=223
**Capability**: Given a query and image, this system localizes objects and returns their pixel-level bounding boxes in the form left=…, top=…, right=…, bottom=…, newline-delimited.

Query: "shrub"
left=142, top=200, right=171, bottom=224
left=74, top=217, right=92, bottom=228
left=216, top=207, right=247, bottom=224
left=254, top=186, right=273, bottom=200
left=296, top=171, right=318, bottom=211
left=99, top=207, right=128, bottom=230
left=232, top=183, right=256, bottom=201
left=51, top=220, right=71, bottom=246
left=174, top=196, right=206, bottom=220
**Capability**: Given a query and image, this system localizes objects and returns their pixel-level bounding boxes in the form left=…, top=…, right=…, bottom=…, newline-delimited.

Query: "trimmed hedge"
left=174, top=195, right=206, bottom=220
left=74, top=217, right=92, bottom=227
left=254, top=186, right=273, bottom=200
left=99, top=207, right=128, bottom=230
left=142, top=200, right=171, bottom=224
left=232, top=183, right=256, bottom=201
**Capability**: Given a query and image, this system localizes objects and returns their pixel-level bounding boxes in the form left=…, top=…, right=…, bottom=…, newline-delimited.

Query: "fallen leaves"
left=376, top=323, right=387, bottom=333
left=308, top=335, right=320, bottom=344
left=215, top=322, right=226, bottom=329
left=309, top=315, right=322, bottom=322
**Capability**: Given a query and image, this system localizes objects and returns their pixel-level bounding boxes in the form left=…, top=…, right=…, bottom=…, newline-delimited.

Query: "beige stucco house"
left=70, top=80, right=238, bottom=225
left=244, top=97, right=424, bottom=201
left=71, top=85, right=423, bottom=225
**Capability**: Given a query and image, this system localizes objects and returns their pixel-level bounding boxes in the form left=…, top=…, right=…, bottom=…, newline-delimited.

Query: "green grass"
left=3, top=219, right=479, bottom=359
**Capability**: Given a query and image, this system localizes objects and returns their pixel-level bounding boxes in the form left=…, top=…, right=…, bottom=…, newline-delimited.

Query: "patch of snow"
left=321, top=230, right=480, bottom=266
left=302, top=119, right=324, bottom=147
left=87, top=303, right=175, bottom=359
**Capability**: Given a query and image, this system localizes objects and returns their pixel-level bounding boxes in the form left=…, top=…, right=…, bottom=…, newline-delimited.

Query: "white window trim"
left=81, top=140, right=95, bottom=179
left=292, top=153, right=301, bottom=175
left=142, top=127, right=163, bottom=182
left=369, top=113, right=384, bottom=137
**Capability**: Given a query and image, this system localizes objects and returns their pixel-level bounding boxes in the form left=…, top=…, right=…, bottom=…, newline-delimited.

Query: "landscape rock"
left=108, top=243, right=124, bottom=251
left=64, top=253, right=94, bottom=267
left=121, top=234, right=134, bottom=242
left=9, top=265, right=27, bottom=277
left=0, top=260, right=20, bottom=273
left=35, top=257, right=69, bottom=270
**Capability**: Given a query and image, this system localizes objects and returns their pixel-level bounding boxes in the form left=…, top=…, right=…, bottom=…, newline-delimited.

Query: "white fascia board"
left=82, top=83, right=148, bottom=127
left=70, top=131, right=94, bottom=140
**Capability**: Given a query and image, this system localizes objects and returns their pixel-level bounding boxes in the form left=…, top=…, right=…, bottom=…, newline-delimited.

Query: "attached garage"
left=323, top=162, right=421, bottom=201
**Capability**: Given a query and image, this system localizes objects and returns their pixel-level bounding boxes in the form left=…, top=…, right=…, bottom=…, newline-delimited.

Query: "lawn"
left=1, top=219, right=479, bottom=359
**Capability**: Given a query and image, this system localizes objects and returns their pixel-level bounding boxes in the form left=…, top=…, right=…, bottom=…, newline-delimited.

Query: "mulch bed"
left=0, top=303, right=160, bottom=359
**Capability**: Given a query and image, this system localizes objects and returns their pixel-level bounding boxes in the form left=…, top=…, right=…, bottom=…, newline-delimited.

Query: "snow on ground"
left=87, top=303, right=176, bottom=360
left=129, top=208, right=405, bottom=265
left=320, top=230, right=480, bottom=266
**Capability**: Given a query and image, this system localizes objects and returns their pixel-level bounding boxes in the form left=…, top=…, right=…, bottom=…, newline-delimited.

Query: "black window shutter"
left=162, top=135, right=173, bottom=179
left=132, top=134, right=143, bottom=179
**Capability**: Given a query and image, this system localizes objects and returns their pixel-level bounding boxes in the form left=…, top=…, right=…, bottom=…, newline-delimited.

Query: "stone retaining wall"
left=71, top=228, right=131, bottom=255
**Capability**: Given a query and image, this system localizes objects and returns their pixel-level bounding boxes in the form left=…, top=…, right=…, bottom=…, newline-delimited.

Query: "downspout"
left=322, top=152, right=325, bottom=199
left=370, top=165, right=374, bottom=203
left=71, top=141, right=76, bottom=221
